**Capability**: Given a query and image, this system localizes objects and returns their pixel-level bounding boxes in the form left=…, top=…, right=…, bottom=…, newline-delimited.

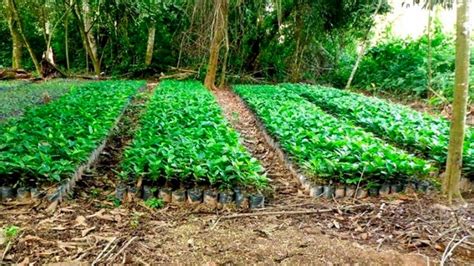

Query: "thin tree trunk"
left=290, top=0, right=303, bottom=82
left=83, top=0, right=98, bottom=61
left=145, top=26, right=156, bottom=66
left=73, top=0, right=100, bottom=75
left=10, top=30, right=23, bottom=69
left=6, top=0, right=41, bottom=73
left=345, top=0, right=382, bottom=90
left=4, top=0, right=22, bottom=69
left=65, top=13, right=70, bottom=71
left=204, top=0, right=227, bottom=90
left=218, top=0, right=229, bottom=88
left=44, top=20, right=55, bottom=65
left=443, top=0, right=471, bottom=204
left=427, top=8, right=433, bottom=98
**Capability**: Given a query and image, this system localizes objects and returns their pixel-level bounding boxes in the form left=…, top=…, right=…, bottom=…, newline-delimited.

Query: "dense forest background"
left=0, top=0, right=468, bottom=102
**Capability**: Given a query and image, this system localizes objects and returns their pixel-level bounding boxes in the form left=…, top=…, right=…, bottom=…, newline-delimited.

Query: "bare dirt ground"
left=0, top=84, right=473, bottom=265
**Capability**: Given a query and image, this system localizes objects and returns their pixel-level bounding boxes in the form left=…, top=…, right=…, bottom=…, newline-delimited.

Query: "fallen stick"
left=92, top=237, right=117, bottom=265
left=1, top=241, right=11, bottom=262
left=220, top=209, right=334, bottom=219
left=102, top=239, right=120, bottom=261
left=220, top=204, right=369, bottom=220
left=210, top=205, right=322, bottom=230
left=441, top=235, right=471, bottom=265
left=108, top=236, right=138, bottom=262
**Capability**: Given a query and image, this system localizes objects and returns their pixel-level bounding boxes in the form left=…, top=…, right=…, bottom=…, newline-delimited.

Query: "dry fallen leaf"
left=388, top=199, right=405, bottom=205
left=0, top=232, right=6, bottom=246
left=17, top=257, right=29, bottom=266
left=432, top=204, right=451, bottom=211
left=187, top=238, right=195, bottom=248
left=81, top=226, right=96, bottom=237
left=354, top=225, right=364, bottom=232
left=74, top=215, right=88, bottom=228
left=87, top=209, right=115, bottom=221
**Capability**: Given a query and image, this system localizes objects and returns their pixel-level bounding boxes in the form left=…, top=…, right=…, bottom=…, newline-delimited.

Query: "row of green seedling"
left=0, top=80, right=143, bottom=203
left=303, top=178, right=434, bottom=199
left=0, top=79, right=87, bottom=121
left=115, top=184, right=265, bottom=209
left=283, top=83, right=474, bottom=179
left=233, top=85, right=436, bottom=193
left=0, top=80, right=31, bottom=92
left=119, top=80, right=269, bottom=200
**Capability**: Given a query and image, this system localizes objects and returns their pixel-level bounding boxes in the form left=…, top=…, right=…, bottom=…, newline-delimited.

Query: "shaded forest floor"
left=0, top=82, right=473, bottom=264
left=4, top=193, right=472, bottom=264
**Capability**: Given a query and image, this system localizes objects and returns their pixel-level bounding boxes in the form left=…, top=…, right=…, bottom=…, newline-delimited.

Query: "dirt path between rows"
left=212, top=88, right=299, bottom=202
left=0, top=83, right=472, bottom=265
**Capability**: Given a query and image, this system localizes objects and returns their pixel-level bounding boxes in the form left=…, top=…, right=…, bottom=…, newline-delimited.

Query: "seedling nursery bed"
left=0, top=80, right=463, bottom=211
left=117, top=80, right=270, bottom=209
left=233, top=84, right=438, bottom=199
left=0, top=80, right=145, bottom=207
left=283, top=83, right=474, bottom=181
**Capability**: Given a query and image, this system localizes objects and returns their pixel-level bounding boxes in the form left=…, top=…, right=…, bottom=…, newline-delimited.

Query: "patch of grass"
left=89, top=188, right=101, bottom=198
left=145, top=197, right=164, bottom=209
left=3, top=225, right=20, bottom=240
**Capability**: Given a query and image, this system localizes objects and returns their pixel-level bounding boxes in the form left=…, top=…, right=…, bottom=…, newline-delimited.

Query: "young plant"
left=145, top=197, right=164, bottom=209
left=1, top=225, right=20, bottom=245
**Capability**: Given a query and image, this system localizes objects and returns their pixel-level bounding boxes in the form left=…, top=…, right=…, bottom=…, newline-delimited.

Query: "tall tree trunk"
left=65, top=13, right=70, bottom=71
left=43, top=19, right=55, bottom=65
left=204, top=0, right=227, bottom=90
left=83, top=0, right=98, bottom=61
left=218, top=0, right=229, bottom=88
left=427, top=7, right=433, bottom=98
left=145, top=25, right=156, bottom=66
left=345, top=0, right=382, bottom=90
left=5, top=0, right=41, bottom=73
left=4, top=0, right=23, bottom=69
left=290, top=0, right=303, bottom=82
left=443, top=0, right=471, bottom=204
left=73, top=0, right=100, bottom=75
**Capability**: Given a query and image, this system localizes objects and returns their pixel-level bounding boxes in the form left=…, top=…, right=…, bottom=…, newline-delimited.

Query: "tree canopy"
left=0, top=0, right=389, bottom=81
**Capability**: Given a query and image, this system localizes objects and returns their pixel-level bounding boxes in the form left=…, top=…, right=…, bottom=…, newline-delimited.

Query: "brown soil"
left=0, top=84, right=472, bottom=265
left=212, top=88, right=299, bottom=201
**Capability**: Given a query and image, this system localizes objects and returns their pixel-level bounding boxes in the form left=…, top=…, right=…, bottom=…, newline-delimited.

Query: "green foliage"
left=234, top=84, right=434, bottom=185
left=120, top=80, right=268, bottom=191
left=89, top=188, right=101, bottom=198
left=0, top=80, right=143, bottom=186
left=331, top=28, right=473, bottom=102
left=3, top=225, right=20, bottom=240
left=0, top=80, right=89, bottom=121
left=107, top=195, right=122, bottom=207
left=0, top=0, right=388, bottom=82
left=145, top=197, right=164, bottom=209
left=285, top=83, right=474, bottom=178
left=226, top=0, right=389, bottom=82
